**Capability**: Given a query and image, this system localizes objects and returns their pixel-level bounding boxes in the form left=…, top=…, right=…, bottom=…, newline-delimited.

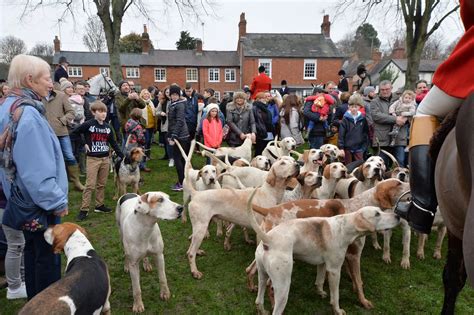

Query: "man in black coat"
left=54, top=56, right=69, bottom=84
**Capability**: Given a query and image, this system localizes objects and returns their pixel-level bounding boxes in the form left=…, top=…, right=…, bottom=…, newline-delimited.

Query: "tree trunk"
left=404, top=40, right=424, bottom=90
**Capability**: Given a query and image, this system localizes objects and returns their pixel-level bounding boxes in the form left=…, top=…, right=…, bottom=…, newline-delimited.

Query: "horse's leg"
left=441, top=231, right=466, bottom=315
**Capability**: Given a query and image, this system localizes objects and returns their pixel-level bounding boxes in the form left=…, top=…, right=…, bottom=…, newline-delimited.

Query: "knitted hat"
left=169, top=85, right=181, bottom=96
left=363, top=86, right=376, bottom=96
left=206, top=103, right=219, bottom=117
left=117, top=80, right=129, bottom=91
left=59, top=78, right=73, bottom=91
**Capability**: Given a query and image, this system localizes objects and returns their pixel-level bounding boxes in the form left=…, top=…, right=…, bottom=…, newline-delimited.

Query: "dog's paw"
left=124, top=265, right=129, bottom=273
left=192, top=270, right=203, bottom=279
left=417, top=250, right=425, bottom=260
left=224, top=241, right=232, bottom=251
left=196, top=249, right=206, bottom=256
left=142, top=258, right=153, bottom=272
left=361, top=298, right=374, bottom=309
left=132, top=300, right=145, bottom=313
left=181, top=215, right=187, bottom=224
left=160, top=288, right=171, bottom=301
left=216, top=229, right=224, bottom=237
left=316, top=289, right=327, bottom=299
left=400, top=258, right=410, bottom=269
left=372, top=242, right=382, bottom=250
left=433, top=251, right=442, bottom=260
left=204, top=230, right=210, bottom=239
left=112, top=195, right=118, bottom=201
left=382, top=254, right=391, bottom=264
left=256, top=304, right=269, bottom=315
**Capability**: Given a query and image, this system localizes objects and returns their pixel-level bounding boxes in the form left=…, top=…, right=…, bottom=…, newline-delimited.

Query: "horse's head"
left=88, top=73, right=118, bottom=96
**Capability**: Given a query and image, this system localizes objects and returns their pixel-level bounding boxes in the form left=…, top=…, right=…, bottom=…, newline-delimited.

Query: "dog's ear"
left=296, top=172, right=307, bottom=185
left=323, top=164, right=331, bottom=180
left=374, top=180, right=401, bottom=209
left=266, top=168, right=276, bottom=186
left=137, top=193, right=151, bottom=214
left=250, top=158, right=257, bottom=168
left=354, top=212, right=375, bottom=233
left=383, top=170, right=393, bottom=180
left=51, top=223, right=87, bottom=254
left=197, top=170, right=202, bottom=180
left=353, top=164, right=366, bottom=182
left=302, top=150, right=309, bottom=163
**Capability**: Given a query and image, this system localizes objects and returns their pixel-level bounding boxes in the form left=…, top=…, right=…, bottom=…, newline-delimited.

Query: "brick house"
left=53, top=13, right=343, bottom=99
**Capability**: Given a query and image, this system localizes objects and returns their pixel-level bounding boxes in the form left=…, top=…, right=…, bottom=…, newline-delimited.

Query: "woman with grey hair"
left=0, top=55, right=68, bottom=299
left=226, top=91, right=256, bottom=147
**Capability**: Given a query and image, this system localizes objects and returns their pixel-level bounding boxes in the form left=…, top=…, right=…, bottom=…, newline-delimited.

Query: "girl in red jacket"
left=202, top=103, right=223, bottom=149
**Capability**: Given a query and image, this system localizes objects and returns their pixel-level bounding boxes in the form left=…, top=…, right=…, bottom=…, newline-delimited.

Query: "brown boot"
left=67, top=164, right=85, bottom=191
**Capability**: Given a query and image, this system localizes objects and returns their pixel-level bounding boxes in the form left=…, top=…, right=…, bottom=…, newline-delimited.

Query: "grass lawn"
left=1, top=144, right=473, bottom=314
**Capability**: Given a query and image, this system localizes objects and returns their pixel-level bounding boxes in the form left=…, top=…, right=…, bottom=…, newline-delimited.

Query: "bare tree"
left=334, top=0, right=460, bottom=89
left=0, top=36, right=27, bottom=64
left=83, top=16, right=106, bottom=53
left=335, top=31, right=356, bottom=57
left=29, top=43, right=54, bottom=58
left=442, top=36, right=461, bottom=59
left=19, top=1, right=214, bottom=83
left=420, top=34, right=444, bottom=60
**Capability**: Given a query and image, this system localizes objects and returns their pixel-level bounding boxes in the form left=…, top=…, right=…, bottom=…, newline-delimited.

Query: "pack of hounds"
left=19, top=137, right=447, bottom=314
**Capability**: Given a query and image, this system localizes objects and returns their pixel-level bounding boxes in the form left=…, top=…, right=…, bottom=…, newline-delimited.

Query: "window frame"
left=186, top=68, right=198, bottom=82
left=154, top=68, right=167, bottom=82
left=213, top=91, right=221, bottom=101
left=68, top=66, right=83, bottom=78
left=224, top=68, right=236, bottom=82
left=208, top=68, right=220, bottom=82
left=303, top=59, right=317, bottom=80
left=125, top=67, right=140, bottom=79
left=258, top=59, right=272, bottom=78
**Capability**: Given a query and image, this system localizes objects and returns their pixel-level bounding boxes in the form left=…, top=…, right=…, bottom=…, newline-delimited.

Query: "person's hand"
left=160, top=112, right=166, bottom=117
left=84, top=144, right=90, bottom=152
left=240, top=133, right=246, bottom=140
left=396, top=116, right=407, bottom=126
left=128, top=92, right=138, bottom=100
left=320, top=115, right=327, bottom=121
left=250, top=133, right=256, bottom=144
left=55, top=208, right=68, bottom=217
left=168, top=139, right=175, bottom=146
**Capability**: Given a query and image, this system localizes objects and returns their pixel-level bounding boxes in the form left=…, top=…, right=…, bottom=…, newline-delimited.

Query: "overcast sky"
left=0, top=0, right=464, bottom=53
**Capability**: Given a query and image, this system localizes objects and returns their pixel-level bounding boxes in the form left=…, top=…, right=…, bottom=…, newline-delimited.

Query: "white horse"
left=87, top=73, right=118, bottom=96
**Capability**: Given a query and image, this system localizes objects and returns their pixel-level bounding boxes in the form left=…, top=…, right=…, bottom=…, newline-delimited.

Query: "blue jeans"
left=58, top=135, right=77, bottom=165
left=381, top=146, right=406, bottom=168
left=23, top=228, right=61, bottom=299
left=308, top=135, right=324, bottom=149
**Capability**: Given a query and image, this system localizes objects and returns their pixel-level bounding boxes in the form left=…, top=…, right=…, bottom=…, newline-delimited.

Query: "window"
left=68, top=66, right=82, bottom=77
left=99, top=67, right=109, bottom=77
left=208, top=68, right=220, bottom=82
left=213, top=91, right=220, bottom=101
left=225, top=68, right=236, bottom=82
left=186, top=68, right=198, bottom=82
left=126, top=67, right=140, bottom=78
left=303, top=59, right=317, bottom=80
left=258, top=59, right=272, bottom=78
left=154, top=68, right=167, bottom=82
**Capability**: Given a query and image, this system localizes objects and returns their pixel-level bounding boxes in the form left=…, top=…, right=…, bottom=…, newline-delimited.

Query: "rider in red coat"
left=250, top=66, right=272, bottom=100
left=395, top=0, right=474, bottom=234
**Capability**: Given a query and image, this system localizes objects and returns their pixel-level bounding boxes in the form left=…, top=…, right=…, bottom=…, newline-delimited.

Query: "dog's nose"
left=296, top=160, right=304, bottom=167
left=177, top=206, right=184, bottom=214
left=399, top=174, right=406, bottom=181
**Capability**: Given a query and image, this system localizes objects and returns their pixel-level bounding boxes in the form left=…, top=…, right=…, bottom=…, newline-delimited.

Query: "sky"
left=0, top=0, right=464, bottom=53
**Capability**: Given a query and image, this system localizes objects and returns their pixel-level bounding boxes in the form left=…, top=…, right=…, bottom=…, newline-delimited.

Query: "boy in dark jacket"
left=71, top=101, right=124, bottom=221
left=338, top=94, right=369, bottom=165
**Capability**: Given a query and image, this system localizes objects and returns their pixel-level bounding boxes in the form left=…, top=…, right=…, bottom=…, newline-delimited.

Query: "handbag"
left=5, top=183, right=49, bottom=232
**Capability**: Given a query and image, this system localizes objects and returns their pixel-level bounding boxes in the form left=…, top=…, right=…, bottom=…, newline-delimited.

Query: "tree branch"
left=426, top=4, right=460, bottom=37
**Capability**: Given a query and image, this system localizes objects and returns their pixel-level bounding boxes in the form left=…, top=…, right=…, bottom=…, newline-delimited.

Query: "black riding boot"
left=394, top=115, right=439, bottom=234
left=395, top=145, right=437, bottom=234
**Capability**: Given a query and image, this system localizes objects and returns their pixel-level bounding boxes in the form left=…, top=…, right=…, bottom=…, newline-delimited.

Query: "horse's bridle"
left=101, top=73, right=115, bottom=93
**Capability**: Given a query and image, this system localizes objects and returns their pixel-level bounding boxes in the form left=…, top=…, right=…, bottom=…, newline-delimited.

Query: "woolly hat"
left=59, top=78, right=73, bottom=91
left=169, top=85, right=181, bottom=96
left=363, top=86, right=376, bottom=96
left=117, top=80, right=129, bottom=91
left=206, top=103, right=219, bottom=116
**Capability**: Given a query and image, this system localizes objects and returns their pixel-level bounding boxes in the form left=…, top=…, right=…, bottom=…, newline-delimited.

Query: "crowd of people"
left=0, top=56, right=433, bottom=303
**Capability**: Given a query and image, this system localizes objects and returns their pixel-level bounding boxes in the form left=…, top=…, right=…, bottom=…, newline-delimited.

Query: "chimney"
left=321, top=15, right=331, bottom=38
left=391, top=41, right=406, bottom=59
left=141, top=24, right=150, bottom=54
left=238, top=12, right=247, bottom=38
left=54, top=36, right=60, bottom=53
left=372, top=49, right=382, bottom=63
left=196, top=39, right=203, bottom=55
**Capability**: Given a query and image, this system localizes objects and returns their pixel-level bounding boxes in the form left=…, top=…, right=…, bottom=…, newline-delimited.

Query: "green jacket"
left=116, top=92, right=145, bottom=131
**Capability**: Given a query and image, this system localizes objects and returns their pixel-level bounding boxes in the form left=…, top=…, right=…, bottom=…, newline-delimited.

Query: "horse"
left=433, top=93, right=473, bottom=314
left=87, top=73, right=118, bottom=96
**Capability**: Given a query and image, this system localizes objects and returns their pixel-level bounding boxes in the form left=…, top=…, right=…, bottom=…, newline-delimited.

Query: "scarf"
left=0, top=88, right=46, bottom=182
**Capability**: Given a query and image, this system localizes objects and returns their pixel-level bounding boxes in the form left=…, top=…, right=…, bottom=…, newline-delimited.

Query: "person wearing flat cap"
left=54, top=56, right=69, bottom=86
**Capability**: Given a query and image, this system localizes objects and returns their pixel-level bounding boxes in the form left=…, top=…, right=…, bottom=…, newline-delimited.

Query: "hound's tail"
left=201, top=150, right=231, bottom=171
left=380, top=149, right=400, bottom=169
left=246, top=189, right=271, bottom=244
left=176, top=140, right=198, bottom=196
left=196, top=141, right=217, bottom=153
